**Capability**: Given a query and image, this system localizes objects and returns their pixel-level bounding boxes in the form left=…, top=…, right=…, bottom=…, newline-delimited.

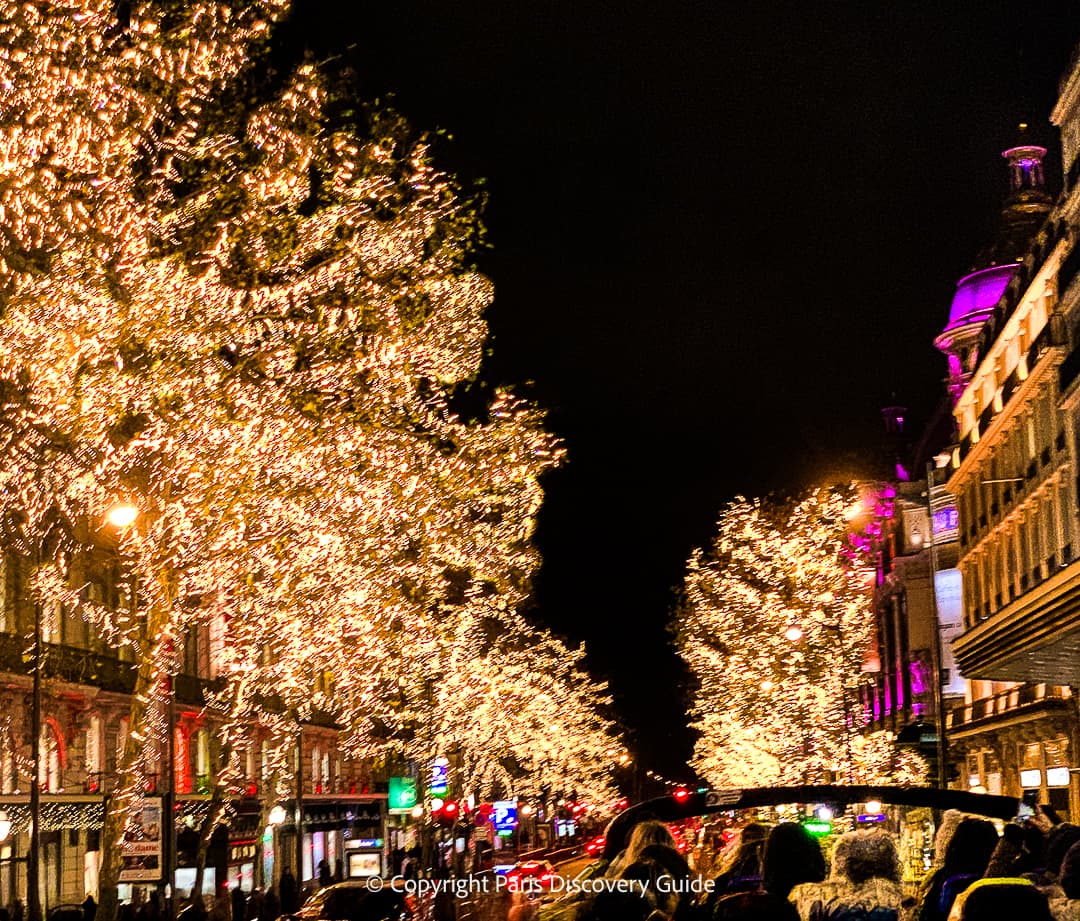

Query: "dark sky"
left=290, top=1, right=1080, bottom=780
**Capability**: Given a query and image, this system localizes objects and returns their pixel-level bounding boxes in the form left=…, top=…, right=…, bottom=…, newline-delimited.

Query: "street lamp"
left=106, top=503, right=140, bottom=529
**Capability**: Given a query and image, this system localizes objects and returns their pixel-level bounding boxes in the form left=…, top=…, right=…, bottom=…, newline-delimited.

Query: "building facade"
left=944, top=54, right=1080, bottom=816
left=0, top=546, right=391, bottom=914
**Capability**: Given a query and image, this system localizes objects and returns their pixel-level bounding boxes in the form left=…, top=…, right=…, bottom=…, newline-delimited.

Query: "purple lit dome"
left=943, top=263, right=1017, bottom=333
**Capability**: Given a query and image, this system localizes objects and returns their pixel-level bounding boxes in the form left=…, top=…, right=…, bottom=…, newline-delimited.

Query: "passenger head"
left=576, top=889, right=657, bottom=921
left=843, top=829, right=900, bottom=885
left=828, top=834, right=852, bottom=881
left=762, top=823, right=826, bottom=899
left=1045, top=823, right=1080, bottom=878
left=638, top=844, right=692, bottom=881
left=954, top=881, right=1052, bottom=921
left=710, top=891, right=799, bottom=921
left=625, top=820, right=678, bottom=863
left=943, top=818, right=999, bottom=876
left=933, top=810, right=965, bottom=867
left=618, top=859, right=678, bottom=917
left=1060, top=839, right=1080, bottom=899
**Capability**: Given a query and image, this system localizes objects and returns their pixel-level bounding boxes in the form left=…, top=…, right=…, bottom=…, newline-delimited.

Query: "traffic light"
left=673, top=788, right=690, bottom=803
left=436, top=800, right=459, bottom=825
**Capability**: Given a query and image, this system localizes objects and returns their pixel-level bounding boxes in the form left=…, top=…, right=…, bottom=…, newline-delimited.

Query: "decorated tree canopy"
left=675, top=488, right=925, bottom=788
left=0, top=1, right=619, bottom=906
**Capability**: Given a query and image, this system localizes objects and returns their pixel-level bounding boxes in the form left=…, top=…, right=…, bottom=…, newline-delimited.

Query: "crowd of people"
left=546, top=809, right=1080, bottom=921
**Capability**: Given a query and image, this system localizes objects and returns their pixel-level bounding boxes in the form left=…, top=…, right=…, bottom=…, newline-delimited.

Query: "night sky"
left=289, top=1, right=1080, bottom=780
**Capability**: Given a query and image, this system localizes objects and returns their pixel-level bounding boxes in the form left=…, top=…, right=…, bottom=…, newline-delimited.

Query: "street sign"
left=493, top=800, right=517, bottom=834
left=119, top=797, right=164, bottom=882
left=389, top=776, right=418, bottom=814
left=430, top=759, right=449, bottom=796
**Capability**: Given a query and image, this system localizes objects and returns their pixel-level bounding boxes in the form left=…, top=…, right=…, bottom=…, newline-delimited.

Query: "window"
left=39, top=720, right=64, bottom=792
left=85, top=717, right=101, bottom=791
left=208, top=616, right=228, bottom=678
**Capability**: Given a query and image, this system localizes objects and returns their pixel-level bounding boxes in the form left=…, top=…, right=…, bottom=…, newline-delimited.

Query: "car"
left=506, top=859, right=558, bottom=891
left=281, top=881, right=411, bottom=921
left=583, top=835, right=606, bottom=858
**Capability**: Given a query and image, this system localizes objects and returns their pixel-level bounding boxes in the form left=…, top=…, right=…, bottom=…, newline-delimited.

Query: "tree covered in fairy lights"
left=0, top=1, right=617, bottom=910
left=675, top=488, right=926, bottom=789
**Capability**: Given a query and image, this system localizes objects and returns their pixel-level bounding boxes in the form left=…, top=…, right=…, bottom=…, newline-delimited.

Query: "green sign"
left=389, top=776, right=418, bottom=814
left=803, top=820, right=832, bottom=836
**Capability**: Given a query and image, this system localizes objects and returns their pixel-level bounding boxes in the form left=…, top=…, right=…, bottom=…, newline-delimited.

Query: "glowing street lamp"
left=784, top=624, right=804, bottom=642
left=106, top=502, right=139, bottom=528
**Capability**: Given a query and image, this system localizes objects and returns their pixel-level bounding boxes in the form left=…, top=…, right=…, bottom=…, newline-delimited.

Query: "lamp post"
left=28, top=545, right=42, bottom=921
left=104, top=504, right=177, bottom=920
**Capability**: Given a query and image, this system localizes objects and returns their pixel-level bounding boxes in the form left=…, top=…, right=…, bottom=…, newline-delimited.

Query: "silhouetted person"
left=230, top=887, right=246, bottom=921
left=81, top=898, right=97, bottom=921
left=278, top=869, right=299, bottom=915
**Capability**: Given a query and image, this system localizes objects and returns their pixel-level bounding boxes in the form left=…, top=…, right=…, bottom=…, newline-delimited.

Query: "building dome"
left=943, top=263, right=1017, bottom=334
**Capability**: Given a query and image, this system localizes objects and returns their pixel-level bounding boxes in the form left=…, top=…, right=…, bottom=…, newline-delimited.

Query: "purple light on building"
left=909, top=660, right=928, bottom=696
left=942, top=264, right=1016, bottom=335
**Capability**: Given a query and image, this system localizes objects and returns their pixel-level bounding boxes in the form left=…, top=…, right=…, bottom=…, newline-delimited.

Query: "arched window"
left=39, top=719, right=66, bottom=792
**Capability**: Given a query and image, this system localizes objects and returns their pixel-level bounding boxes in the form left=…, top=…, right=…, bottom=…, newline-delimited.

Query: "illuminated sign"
left=933, top=506, right=958, bottom=535
left=1020, top=769, right=1042, bottom=788
left=1047, top=767, right=1070, bottom=787
left=803, top=821, right=831, bottom=836
left=493, top=800, right=517, bottom=834
left=430, top=759, right=449, bottom=796
left=389, top=777, right=418, bottom=814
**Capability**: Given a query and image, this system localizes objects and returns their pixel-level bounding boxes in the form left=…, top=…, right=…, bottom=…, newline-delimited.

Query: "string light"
left=675, top=488, right=927, bottom=787
left=0, top=0, right=620, bottom=865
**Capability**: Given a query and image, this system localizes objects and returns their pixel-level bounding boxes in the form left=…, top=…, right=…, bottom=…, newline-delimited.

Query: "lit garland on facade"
left=675, top=488, right=926, bottom=788
left=0, top=0, right=619, bottom=898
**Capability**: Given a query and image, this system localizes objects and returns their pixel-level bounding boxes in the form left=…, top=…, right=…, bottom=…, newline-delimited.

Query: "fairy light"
left=675, top=487, right=927, bottom=787
left=0, top=0, right=621, bottom=875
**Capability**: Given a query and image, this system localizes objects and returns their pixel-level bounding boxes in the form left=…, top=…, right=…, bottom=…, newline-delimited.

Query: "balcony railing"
left=946, top=684, right=1069, bottom=730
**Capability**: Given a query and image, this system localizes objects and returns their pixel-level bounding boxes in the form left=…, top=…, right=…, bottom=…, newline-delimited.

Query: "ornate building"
left=0, top=547, right=390, bottom=913
left=944, top=65, right=1080, bottom=814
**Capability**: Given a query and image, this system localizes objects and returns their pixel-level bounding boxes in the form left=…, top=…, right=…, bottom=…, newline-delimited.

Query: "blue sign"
left=933, top=506, right=958, bottom=536
left=493, top=800, right=517, bottom=834
left=430, top=759, right=449, bottom=796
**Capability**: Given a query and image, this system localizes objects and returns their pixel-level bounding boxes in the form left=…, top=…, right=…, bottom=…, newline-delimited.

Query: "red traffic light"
left=443, top=800, right=459, bottom=817
left=673, top=789, right=690, bottom=802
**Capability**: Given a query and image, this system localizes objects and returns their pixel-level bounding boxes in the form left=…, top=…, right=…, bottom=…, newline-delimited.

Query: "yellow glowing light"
left=784, top=624, right=804, bottom=642
left=864, top=800, right=883, bottom=814
left=105, top=504, right=139, bottom=528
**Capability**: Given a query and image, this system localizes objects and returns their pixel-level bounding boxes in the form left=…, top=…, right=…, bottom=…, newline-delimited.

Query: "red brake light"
left=674, top=789, right=690, bottom=802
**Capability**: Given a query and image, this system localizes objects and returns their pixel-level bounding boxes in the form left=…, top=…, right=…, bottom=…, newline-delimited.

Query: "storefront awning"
left=953, top=557, right=1080, bottom=683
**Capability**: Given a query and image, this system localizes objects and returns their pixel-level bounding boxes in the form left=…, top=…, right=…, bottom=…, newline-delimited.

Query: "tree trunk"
left=97, top=609, right=168, bottom=921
